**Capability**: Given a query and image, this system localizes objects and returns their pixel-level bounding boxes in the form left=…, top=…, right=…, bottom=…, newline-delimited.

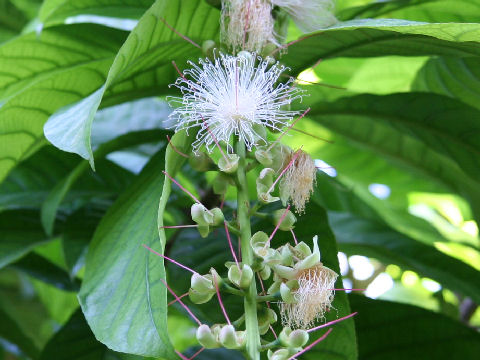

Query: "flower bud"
left=251, top=231, right=281, bottom=264
left=210, top=207, right=225, bottom=226
left=196, top=324, right=220, bottom=348
left=191, top=273, right=214, bottom=293
left=256, top=168, right=279, bottom=203
left=279, top=327, right=309, bottom=348
left=272, top=208, right=296, bottom=231
left=268, top=349, right=290, bottom=360
left=218, top=154, right=239, bottom=174
left=255, top=147, right=273, bottom=167
left=227, top=263, right=253, bottom=289
left=258, top=308, right=278, bottom=335
left=189, top=288, right=215, bottom=304
left=189, top=151, right=212, bottom=172
left=219, top=325, right=246, bottom=349
left=259, top=265, right=271, bottom=280
left=280, top=246, right=293, bottom=266
left=191, top=203, right=214, bottom=226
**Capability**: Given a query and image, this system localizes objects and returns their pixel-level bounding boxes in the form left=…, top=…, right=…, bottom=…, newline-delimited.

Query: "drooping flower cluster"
left=168, top=52, right=303, bottom=153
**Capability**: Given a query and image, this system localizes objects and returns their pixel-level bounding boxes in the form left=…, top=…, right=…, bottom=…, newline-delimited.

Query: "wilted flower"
left=272, top=0, right=337, bottom=33
left=280, top=149, right=317, bottom=214
left=221, top=0, right=277, bottom=52
left=168, top=52, right=303, bottom=152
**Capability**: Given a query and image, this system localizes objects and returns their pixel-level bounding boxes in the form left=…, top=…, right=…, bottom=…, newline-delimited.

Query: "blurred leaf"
left=339, top=0, right=480, bottom=23
left=413, top=57, right=480, bottom=110
left=39, top=309, right=155, bottom=360
left=9, top=253, right=80, bottom=292
left=44, top=0, right=219, bottom=167
left=39, top=0, right=154, bottom=25
left=0, top=305, right=39, bottom=359
left=350, top=294, right=480, bottom=359
left=282, top=21, right=480, bottom=74
left=0, top=0, right=28, bottom=43
left=41, top=129, right=165, bottom=235
left=311, top=175, right=480, bottom=304
left=0, top=24, right=128, bottom=184
left=79, top=148, right=176, bottom=358
left=0, top=210, right=48, bottom=269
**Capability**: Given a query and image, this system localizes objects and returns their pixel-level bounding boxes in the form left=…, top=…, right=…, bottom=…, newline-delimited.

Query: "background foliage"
left=0, top=0, right=479, bottom=359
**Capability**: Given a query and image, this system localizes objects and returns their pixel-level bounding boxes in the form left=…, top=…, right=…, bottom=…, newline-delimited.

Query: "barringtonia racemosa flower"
left=272, top=0, right=337, bottom=33
left=168, top=52, right=303, bottom=153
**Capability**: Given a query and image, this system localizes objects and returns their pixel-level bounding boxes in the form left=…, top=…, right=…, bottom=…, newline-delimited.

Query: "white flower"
left=272, top=0, right=337, bottom=33
left=168, top=52, right=303, bottom=152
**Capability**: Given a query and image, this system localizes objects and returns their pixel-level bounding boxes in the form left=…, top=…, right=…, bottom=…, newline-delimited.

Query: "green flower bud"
left=259, top=265, right=271, bottom=280
left=280, top=246, right=293, bottom=266
left=202, top=39, right=216, bottom=58
left=218, top=154, right=239, bottom=174
left=251, top=231, right=281, bottom=264
left=289, top=329, right=309, bottom=348
left=272, top=208, right=296, bottom=231
left=255, top=147, right=273, bottom=166
left=268, top=349, right=290, bottom=360
left=219, top=325, right=245, bottom=349
left=189, top=288, right=215, bottom=304
left=189, top=151, right=212, bottom=172
left=210, top=207, right=224, bottom=226
left=191, top=273, right=214, bottom=293
left=227, top=263, right=253, bottom=289
left=191, top=204, right=214, bottom=226
left=280, top=282, right=295, bottom=303
left=257, top=168, right=279, bottom=203
left=196, top=325, right=220, bottom=348
left=258, top=308, right=278, bottom=335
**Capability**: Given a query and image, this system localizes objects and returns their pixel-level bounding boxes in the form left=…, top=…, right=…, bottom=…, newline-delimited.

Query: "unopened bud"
left=268, top=349, right=290, bottom=360
left=191, top=273, right=214, bottom=293
left=219, top=325, right=245, bottom=349
left=218, top=154, right=239, bottom=174
left=189, top=288, right=215, bottom=304
left=255, top=147, right=273, bottom=166
left=259, top=265, right=271, bottom=280
left=211, top=207, right=224, bottom=226
left=191, top=203, right=213, bottom=226
left=189, top=151, right=212, bottom=172
left=279, top=327, right=309, bottom=348
left=272, top=208, right=296, bottom=231
left=227, top=264, right=253, bottom=289
left=257, top=168, right=279, bottom=203
left=258, top=308, right=278, bottom=335
left=196, top=324, right=219, bottom=348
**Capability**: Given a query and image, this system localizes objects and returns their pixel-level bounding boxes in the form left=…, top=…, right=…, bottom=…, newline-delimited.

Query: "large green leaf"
left=39, top=0, right=154, bottom=26
left=79, top=148, right=176, bottom=358
left=39, top=309, right=155, bottom=360
left=282, top=21, right=480, bottom=73
left=44, top=0, right=219, bottom=167
left=0, top=24, right=128, bottom=183
left=350, top=295, right=480, bottom=359
left=413, top=57, right=480, bottom=110
left=339, top=0, right=480, bottom=23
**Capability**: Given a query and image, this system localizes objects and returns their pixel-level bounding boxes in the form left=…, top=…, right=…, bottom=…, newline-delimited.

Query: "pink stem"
left=168, top=292, right=189, bottom=306
left=172, top=61, right=187, bottom=81
left=160, top=279, right=202, bottom=326
left=162, top=171, right=212, bottom=214
left=175, top=350, right=190, bottom=360
left=189, top=347, right=205, bottom=359
left=267, top=148, right=303, bottom=195
left=213, top=277, right=231, bottom=325
left=288, top=328, right=333, bottom=360
left=307, top=312, right=358, bottom=333
left=224, top=221, right=240, bottom=270
left=159, top=17, right=201, bottom=48
left=290, top=228, right=298, bottom=245
left=167, top=135, right=189, bottom=158
left=267, top=108, right=311, bottom=152
left=264, top=205, right=291, bottom=248
left=142, top=244, right=197, bottom=275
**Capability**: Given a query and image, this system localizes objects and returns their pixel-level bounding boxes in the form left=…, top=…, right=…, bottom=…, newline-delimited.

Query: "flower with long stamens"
left=168, top=52, right=303, bottom=153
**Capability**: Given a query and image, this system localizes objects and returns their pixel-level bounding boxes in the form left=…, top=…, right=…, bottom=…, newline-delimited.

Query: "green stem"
left=236, top=142, right=261, bottom=360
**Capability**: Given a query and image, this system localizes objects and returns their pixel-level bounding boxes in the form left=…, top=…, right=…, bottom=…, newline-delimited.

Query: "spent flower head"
left=168, top=52, right=303, bottom=152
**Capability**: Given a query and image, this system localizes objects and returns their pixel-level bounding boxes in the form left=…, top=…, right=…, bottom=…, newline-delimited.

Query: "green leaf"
left=0, top=305, right=39, bottom=359
left=339, top=0, right=480, bottom=23
left=350, top=295, right=480, bottom=359
left=9, top=253, right=81, bottom=291
left=0, top=0, right=28, bottom=44
left=39, top=0, right=154, bottom=25
left=40, top=309, right=155, bottom=360
left=79, top=148, right=176, bottom=358
left=311, top=174, right=480, bottom=304
left=282, top=22, right=480, bottom=73
left=44, top=0, right=219, bottom=167
left=413, top=57, right=480, bottom=110
left=0, top=210, right=48, bottom=269
left=0, top=24, right=128, bottom=183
